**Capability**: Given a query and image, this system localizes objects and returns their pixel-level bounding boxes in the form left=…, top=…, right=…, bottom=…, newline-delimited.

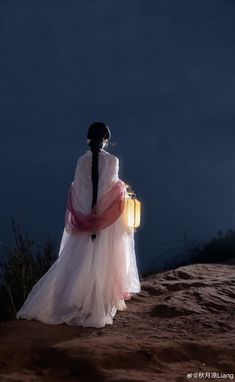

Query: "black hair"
left=87, top=122, right=111, bottom=241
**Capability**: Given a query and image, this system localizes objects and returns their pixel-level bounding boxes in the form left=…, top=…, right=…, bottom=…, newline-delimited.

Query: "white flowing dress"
left=16, top=149, right=141, bottom=328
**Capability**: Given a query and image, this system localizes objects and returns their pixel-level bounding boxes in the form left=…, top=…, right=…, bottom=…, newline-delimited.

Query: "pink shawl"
left=65, top=179, right=126, bottom=235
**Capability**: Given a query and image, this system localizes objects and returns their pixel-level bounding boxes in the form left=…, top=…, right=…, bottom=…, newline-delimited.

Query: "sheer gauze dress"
left=16, top=148, right=141, bottom=328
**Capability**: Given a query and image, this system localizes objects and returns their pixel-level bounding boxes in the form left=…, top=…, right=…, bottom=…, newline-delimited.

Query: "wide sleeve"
left=72, top=157, right=83, bottom=187
left=69, top=156, right=89, bottom=213
left=110, top=156, right=119, bottom=182
left=104, top=155, right=120, bottom=191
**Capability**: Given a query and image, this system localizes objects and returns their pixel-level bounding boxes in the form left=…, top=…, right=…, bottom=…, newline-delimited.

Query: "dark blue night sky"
left=1, top=1, right=235, bottom=273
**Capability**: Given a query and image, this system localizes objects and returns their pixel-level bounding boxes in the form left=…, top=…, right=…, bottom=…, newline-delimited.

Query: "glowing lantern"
left=123, top=184, right=141, bottom=231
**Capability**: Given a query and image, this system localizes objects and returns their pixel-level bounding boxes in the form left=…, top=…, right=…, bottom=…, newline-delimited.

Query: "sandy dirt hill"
left=0, top=260, right=234, bottom=382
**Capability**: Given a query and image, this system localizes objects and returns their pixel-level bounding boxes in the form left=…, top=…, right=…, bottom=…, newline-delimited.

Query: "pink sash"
left=65, top=179, right=126, bottom=235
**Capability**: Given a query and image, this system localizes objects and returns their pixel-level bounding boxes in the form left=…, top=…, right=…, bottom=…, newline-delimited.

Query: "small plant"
left=188, top=229, right=235, bottom=264
left=0, top=218, right=57, bottom=321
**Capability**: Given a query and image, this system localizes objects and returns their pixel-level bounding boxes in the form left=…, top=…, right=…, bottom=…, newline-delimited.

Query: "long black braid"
left=87, top=122, right=111, bottom=241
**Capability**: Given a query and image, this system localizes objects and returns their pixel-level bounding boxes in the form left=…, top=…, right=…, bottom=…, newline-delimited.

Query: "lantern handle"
left=124, top=184, right=137, bottom=199
left=125, top=184, right=132, bottom=192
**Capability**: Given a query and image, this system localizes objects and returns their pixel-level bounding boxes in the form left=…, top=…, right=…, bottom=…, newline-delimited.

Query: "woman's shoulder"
left=76, top=149, right=118, bottom=165
left=102, top=150, right=118, bottom=158
left=102, top=151, right=119, bottom=166
left=84, top=149, right=118, bottom=158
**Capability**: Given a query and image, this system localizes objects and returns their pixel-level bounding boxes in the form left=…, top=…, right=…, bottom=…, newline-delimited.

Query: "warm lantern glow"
left=123, top=184, right=141, bottom=231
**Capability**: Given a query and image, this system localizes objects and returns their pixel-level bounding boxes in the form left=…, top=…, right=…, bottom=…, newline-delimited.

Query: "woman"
left=16, top=122, right=141, bottom=328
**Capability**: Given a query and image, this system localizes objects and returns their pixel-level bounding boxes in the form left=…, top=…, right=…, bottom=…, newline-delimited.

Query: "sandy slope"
left=0, top=260, right=234, bottom=382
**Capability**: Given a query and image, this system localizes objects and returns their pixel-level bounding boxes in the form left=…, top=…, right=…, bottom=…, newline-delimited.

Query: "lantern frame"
left=123, top=184, right=141, bottom=231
